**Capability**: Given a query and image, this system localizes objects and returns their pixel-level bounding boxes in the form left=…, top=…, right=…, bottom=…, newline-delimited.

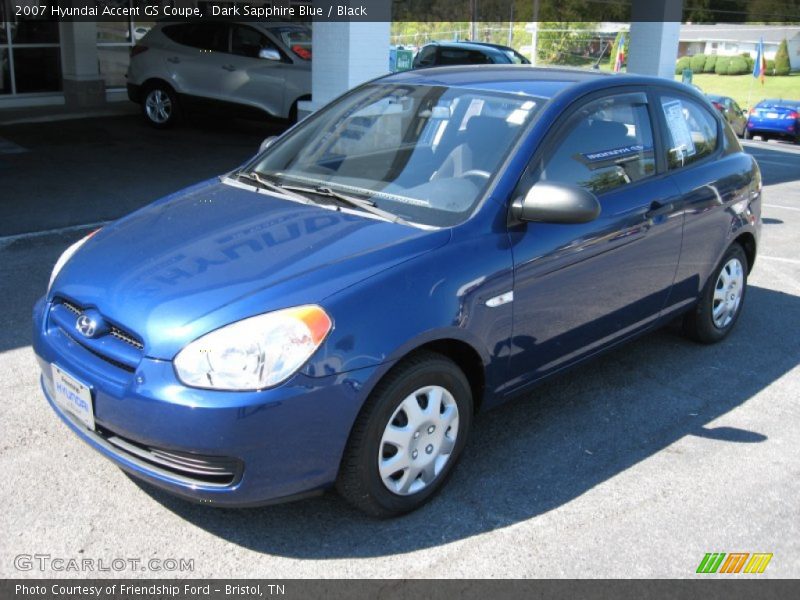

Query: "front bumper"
left=33, top=296, right=378, bottom=507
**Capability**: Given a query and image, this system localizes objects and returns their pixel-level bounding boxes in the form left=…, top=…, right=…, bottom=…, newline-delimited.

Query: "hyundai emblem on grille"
left=76, top=314, right=98, bottom=338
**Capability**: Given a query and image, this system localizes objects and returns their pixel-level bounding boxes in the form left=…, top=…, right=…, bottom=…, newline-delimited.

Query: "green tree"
left=774, top=38, right=791, bottom=75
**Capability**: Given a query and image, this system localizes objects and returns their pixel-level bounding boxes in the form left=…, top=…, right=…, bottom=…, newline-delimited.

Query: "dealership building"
left=0, top=0, right=734, bottom=114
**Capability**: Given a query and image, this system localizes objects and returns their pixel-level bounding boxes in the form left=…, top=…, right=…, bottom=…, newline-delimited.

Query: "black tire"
left=336, top=351, right=473, bottom=518
left=683, top=243, right=748, bottom=344
left=141, top=82, right=180, bottom=129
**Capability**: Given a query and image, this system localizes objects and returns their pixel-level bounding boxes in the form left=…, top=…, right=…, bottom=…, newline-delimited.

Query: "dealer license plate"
left=51, top=364, right=95, bottom=431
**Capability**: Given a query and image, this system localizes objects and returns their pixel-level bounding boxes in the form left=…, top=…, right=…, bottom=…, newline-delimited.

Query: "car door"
left=217, top=24, right=290, bottom=117
left=163, top=22, right=230, bottom=101
left=505, top=90, right=684, bottom=391
left=655, top=91, right=754, bottom=310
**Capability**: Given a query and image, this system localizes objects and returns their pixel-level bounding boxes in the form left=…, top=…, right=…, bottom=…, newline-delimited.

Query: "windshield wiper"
left=280, top=183, right=410, bottom=225
left=236, top=170, right=313, bottom=205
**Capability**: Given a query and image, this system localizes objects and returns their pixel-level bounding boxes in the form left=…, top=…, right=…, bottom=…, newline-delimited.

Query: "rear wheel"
left=683, top=244, right=748, bottom=344
left=142, top=82, right=179, bottom=129
left=336, top=351, right=473, bottom=517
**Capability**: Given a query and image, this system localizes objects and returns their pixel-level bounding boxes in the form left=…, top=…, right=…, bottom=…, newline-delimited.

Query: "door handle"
left=166, top=57, right=180, bottom=64
left=645, top=201, right=675, bottom=219
left=222, top=64, right=237, bottom=71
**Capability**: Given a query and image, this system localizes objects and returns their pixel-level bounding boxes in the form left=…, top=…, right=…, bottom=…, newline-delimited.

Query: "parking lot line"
left=0, top=220, right=108, bottom=246
left=763, top=204, right=800, bottom=212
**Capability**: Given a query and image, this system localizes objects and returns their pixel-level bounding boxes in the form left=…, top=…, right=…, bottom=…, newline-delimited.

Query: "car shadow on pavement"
left=134, top=283, right=798, bottom=559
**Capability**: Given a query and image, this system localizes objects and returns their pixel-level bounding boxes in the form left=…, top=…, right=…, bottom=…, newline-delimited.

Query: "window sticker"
left=581, top=144, right=647, bottom=162
left=662, top=99, right=696, bottom=159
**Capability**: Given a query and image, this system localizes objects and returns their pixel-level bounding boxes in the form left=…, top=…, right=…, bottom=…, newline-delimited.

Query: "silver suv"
left=126, top=21, right=312, bottom=128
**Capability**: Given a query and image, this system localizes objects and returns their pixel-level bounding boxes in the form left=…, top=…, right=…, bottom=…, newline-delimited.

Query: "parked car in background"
left=745, top=98, right=800, bottom=143
left=707, top=94, right=747, bottom=137
left=37, top=67, right=760, bottom=517
left=412, top=41, right=530, bottom=68
left=127, top=21, right=312, bottom=128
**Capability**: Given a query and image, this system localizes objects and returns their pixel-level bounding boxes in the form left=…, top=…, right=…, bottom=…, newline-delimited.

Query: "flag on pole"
left=753, top=37, right=766, bottom=85
left=614, top=34, right=626, bottom=73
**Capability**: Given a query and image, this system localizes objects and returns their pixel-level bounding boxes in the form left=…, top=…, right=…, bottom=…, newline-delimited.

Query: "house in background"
left=679, top=24, right=800, bottom=71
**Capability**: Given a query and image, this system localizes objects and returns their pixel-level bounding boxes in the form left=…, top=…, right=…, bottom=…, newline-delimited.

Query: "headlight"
left=48, top=230, right=99, bottom=293
left=174, top=305, right=332, bottom=391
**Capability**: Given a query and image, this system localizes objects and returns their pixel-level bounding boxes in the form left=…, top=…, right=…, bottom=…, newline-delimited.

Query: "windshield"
left=247, top=84, right=545, bottom=227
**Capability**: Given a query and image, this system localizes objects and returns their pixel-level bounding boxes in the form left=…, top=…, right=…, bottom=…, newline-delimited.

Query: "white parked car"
left=126, top=21, right=312, bottom=128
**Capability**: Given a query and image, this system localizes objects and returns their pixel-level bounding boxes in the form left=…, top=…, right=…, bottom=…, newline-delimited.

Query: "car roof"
left=424, top=41, right=513, bottom=55
left=758, top=98, right=800, bottom=106
left=379, top=65, right=691, bottom=101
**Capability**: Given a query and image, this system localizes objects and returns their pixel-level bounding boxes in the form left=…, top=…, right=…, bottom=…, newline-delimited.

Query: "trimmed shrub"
left=741, top=53, right=754, bottom=72
left=775, top=39, right=791, bottom=75
left=766, top=58, right=776, bottom=75
left=690, top=53, right=707, bottom=73
left=726, top=56, right=749, bottom=75
left=703, top=54, right=717, bottom=73
left=675, top=56, right=692, bottom=75
left=715, top=56, right=731, bottom=74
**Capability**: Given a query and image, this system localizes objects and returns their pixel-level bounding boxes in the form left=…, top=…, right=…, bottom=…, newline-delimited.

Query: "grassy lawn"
left=678, top=72, right=800, bottom=109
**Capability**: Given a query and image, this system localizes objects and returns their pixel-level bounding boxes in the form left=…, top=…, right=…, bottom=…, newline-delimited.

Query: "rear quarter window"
left=660, top=95, right=718, bottom=169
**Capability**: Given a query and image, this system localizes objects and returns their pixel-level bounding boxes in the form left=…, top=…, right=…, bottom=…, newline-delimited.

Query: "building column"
left=59, top=21, right=106, bottom=108
left=298, top=20, right=391, bottom=118
left=627, top=0, right=683, bottom=79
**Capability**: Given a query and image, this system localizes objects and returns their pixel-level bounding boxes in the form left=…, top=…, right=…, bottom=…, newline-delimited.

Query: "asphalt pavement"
left=1, top=115, right=798, bottom=578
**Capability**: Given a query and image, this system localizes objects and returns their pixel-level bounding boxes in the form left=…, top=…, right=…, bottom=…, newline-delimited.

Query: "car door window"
left=659, top=95, right=718, bottom=169
left=178, top=23, right=228, bottom=53
left=231, top=25, right=278, bottom=59
left=537, top=92, right=656, bottom=195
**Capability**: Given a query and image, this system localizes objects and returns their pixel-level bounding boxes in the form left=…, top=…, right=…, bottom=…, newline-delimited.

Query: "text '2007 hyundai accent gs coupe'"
left=34, top=67, right=761, bottom=517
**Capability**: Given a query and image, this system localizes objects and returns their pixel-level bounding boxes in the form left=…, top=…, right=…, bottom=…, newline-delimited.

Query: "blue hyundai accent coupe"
left=34, top=67, right=761, bottom=516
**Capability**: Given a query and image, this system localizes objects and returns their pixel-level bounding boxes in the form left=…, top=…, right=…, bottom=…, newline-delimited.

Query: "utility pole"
left=530, top=0, right=540, bottom=65
left=470, top=0, right=478, bottom=41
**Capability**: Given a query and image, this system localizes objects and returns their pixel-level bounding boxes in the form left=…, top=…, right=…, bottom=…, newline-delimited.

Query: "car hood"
left=52, top=179, right=449, bottom=359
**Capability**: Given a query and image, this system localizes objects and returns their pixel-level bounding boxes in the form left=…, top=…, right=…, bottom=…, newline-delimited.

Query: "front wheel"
left=336, top=351, right=473, bottom=517
left=683, top=244, right=748, bottom=344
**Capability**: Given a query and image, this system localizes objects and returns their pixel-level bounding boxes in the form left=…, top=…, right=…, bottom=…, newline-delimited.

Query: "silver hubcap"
left=712, top=258, right=744, bottom=329
left=145, top=89, right=172, bottom=124
left=378, top=385, right=460, bottom=496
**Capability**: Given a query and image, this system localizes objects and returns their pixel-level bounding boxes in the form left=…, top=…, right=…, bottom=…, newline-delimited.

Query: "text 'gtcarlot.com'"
left=13, top=554, right=194, bottom=573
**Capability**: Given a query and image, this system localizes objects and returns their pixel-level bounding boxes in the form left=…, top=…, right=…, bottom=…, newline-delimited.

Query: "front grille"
left=96, top=425, right=243, bottom=487
left=59, top=299, right=144, bottom=351
left=52, top=298, right=145, bottom=372
left=63, top=331, right=135, bottom=372
left=110, top=327, right=144, bottom=350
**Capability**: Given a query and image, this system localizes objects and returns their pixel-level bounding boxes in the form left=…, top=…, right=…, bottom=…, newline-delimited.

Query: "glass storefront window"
left=97, top=21, right=132, bottom=44
left=1, top=49, right=11, bottom=94
left=13, top=47, right=61, bottom=93
left=98, top=46, right=131, bottom=89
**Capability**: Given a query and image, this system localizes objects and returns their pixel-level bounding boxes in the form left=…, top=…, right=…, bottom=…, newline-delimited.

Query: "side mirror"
left=511, top=181, right=601, bottom=224
left=259, top=136, right=278, bottom=153
left=258, top=48, right=281, bottom=61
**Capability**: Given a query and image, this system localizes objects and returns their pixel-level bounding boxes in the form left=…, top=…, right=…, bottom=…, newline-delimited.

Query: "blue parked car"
left=745, top=98, right=800, bottom=143
left=34, top=67, right=761, bottom=517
